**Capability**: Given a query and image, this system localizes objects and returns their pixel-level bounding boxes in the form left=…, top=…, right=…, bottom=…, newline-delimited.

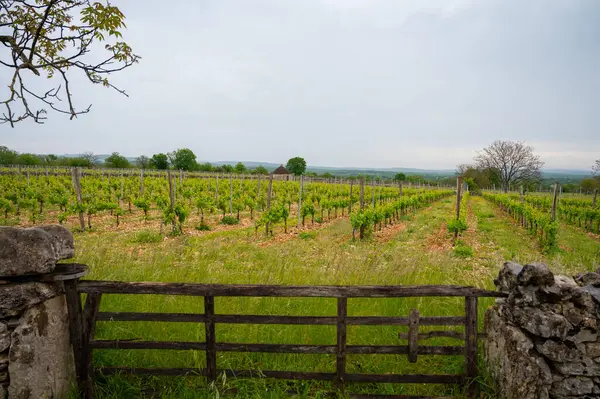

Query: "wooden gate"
left=64, top=277, right=504, bottom=398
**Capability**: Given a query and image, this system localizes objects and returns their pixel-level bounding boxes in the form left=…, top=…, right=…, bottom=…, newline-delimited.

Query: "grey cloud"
left=1, top=0, right=598, bottom=170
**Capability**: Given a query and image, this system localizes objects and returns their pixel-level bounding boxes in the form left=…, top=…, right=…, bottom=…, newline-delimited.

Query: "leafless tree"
left=136, top=155, right=150, bottom=169
left=0, top=0, right=139, bottom=126
left=474, top=141, right=544, bottom=192
left=593, top=159, right=600, bottom=176
left=81, top=151, right=99, bottom=166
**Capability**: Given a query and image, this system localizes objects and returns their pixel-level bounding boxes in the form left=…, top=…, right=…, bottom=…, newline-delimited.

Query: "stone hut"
left=272, top=164, right=290, bottom=180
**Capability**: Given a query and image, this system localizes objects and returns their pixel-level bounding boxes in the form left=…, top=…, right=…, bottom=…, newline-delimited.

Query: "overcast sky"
left=1, top=0, right=599, bottom=170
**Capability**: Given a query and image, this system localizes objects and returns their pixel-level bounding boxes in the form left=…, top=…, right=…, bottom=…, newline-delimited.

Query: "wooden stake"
left=214, top=175, right=219, bottom=206
left=519, top=185, right=525, bottom=227
left=551, top=183, right=559, bottom=222
left=297, top=175, right=304, bottom=229
left=348, top=181, right=353, bottom=214
left=359, top=177, right=365, bottom=210
left=229, top=174, right=233, bottom=216
left=371, top=178, right=375, bottom=208
left=453, top=176, right=463, bottom=244
left=168, top=171, right=176, bottom=232
left=72, top=168, right=85, bottom=231
left=590, top=189, right=598, bottom=231
left=139, top=169, right=144, bottom=195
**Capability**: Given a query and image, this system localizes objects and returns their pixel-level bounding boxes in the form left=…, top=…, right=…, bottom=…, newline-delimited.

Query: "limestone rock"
left=484, top=308, right=552, bottom=399
left=512, top=306, right=572, bottom=339
left=518, top=263, right=555, bottom=287
left=0, top=282, right=63, bottom=318
left=586, top=343, right=600, bottom=358
left=8, top=296, right=75, bottom=399
left=495, top=261, right=523, bottom=293
left=0, top=225, right=74, bottom=277
left=552, top=376, right=595, bottom=396
left=555, top=275, right=579, bottom=291
left=0, top=323, right=8, bottom=353
left=535, top=340, right=583, bottom=363
left=568, top=329, right=598, bottom=344
left=579, top=285, right=600, bottom=305
left=553, top=358, right=600, bottom=376
left=575, top=273, right=600, bottom=287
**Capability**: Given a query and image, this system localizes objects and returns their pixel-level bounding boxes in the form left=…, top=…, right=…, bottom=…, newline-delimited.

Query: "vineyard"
left=0, top=168, right=453, bottom=240
left=1, top=169, right=599, bottom=398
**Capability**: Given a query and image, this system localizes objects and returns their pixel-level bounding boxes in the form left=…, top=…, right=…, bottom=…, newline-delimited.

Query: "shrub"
left=476, top=211, right=495, bottom=219
left=131, top=230, right=163, bottom=244
left=299, top=231, right=316, bottom=240
left=447, top=219, right=468, bottom=234
left=220, top=216, right=239, bottom=225
left=195, top=223, right=211, bottom=231
left=453, top=244, right=473, bottom=258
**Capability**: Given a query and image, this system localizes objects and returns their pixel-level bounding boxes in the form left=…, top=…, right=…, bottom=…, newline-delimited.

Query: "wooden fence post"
left=64, top=280, right=86, bottom=397
left=336, top=298, right=347, bottom=393
left=204, top=296, right=217, bottom=382
left=408, top=309, right=420, bottom=363
left=465, top=296, right=478, bottom=399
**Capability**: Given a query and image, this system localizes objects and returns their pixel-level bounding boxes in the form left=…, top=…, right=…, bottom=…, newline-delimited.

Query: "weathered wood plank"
left=82, top=293, right=102, bottom=342
left=348, top=316, right=465, bottom=326
left=89, top=341, right=462, bottom=355
left=81, top=293, right=102, bottom=399
left=96, top=366, right=463, bottom=386
left=346, top=345, right=463, bottom=356
left=77, top=280, right=504, bottom=298
left=95, top=312, right=466, bottom=326
left=97, top=367, right=336, bottom=381
left=90, top=340, right=208, bottom=350
left=399, top=331, right=464, bottom=341
left=336, top=297, right=347, bottom=392
left=64, top=280, right=86, bottom=397
left=204, top=296, right=217, bottom=382
left=465, top=296, right=478, bottom=399
left=408, top=309, right=419, bottom=363
left=351, top=396, right=453, bottom=399
left=96, top=312, right=337, bottom=325
left=345, top=374, right=465, bottom=384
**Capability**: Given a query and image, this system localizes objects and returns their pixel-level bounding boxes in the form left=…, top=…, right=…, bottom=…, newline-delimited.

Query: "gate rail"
left=64, top=279, right=505, bottom=399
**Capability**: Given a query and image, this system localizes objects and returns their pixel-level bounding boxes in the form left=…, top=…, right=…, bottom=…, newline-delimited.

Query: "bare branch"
left=0, top=0, right=139, bottom=125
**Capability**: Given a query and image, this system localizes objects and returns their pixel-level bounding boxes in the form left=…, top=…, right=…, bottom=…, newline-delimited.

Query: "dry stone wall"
left=485, top=261, right=600, bottom=399
left=0, top=226, right=75, bottom=399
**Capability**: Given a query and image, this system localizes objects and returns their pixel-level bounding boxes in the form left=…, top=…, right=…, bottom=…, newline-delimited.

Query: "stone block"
left=0, top=225, right=74, bottom=277
left=8, top=295, right=75, bottom=399
left=0, top=282, right=63, bottom=318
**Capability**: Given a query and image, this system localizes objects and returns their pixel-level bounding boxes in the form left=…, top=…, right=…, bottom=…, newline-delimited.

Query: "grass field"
left=54, top=195, right=600, bottom=398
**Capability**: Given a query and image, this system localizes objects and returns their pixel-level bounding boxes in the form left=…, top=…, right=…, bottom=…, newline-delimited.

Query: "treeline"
left=0, top=146, right=447, bottom=184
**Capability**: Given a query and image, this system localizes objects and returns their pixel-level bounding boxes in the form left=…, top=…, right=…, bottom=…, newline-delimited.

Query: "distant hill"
left=58, top=154, right=593, bottom=180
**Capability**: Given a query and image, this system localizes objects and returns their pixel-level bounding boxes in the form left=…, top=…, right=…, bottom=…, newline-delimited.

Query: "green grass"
left=66, top=196, right=599, bottom=398
left=130, top=230, right=163, bottom=244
